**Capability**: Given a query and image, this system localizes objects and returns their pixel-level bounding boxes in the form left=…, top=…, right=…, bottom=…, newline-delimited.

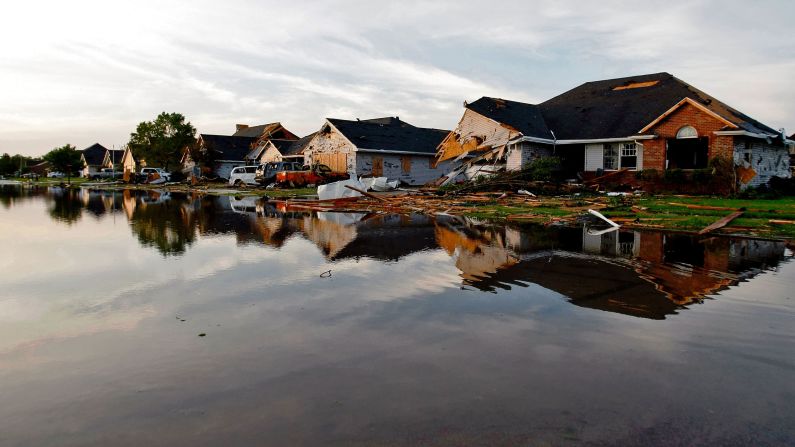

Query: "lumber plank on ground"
left=668, top=202, right=739, bottom=211
left=769, top=219, right=795, bottom=225
left=584, top=168, right=629, bottom=184
left=698, top=211, right=744, bottom=235
left=344, top=185, right=387, bottom=202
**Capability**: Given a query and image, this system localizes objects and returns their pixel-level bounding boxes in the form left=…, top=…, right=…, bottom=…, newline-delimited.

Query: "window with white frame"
left=676, top=125, right=698, bottom=139
left=603, top=144, right=619, bottom=170
left=620, top=143, right=637, bottom=169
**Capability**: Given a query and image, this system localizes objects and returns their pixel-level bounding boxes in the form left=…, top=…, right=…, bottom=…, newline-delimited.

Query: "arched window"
left=676, top=125, right=698, bottom=139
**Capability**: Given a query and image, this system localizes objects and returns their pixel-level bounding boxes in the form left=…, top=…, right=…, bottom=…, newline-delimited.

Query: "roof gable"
left=200, top=134, right=257, bottom=160
left=327, top=117, right=448, bottom=154
left=82, top=143, right=109, bottom=166
left=465, top=97, right=552, bottom=139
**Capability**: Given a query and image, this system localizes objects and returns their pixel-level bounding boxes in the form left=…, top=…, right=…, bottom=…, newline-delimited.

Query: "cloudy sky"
left=1, top=0, right=793, bottom=156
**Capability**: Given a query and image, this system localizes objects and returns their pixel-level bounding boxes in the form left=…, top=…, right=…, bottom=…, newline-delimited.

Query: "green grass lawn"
left=459, top=194, right=795, bottom=238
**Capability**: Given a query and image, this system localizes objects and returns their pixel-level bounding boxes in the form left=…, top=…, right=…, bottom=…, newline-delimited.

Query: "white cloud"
left=1, top=0, right=794, bottom=155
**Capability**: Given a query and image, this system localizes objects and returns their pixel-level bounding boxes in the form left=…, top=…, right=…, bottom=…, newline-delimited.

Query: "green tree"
left=0, top=153, right=35, bottom=176
left=43, top=144, right=83, bottom=174
left=0, top=153, right=12, bottom=175
left=128, top=112, right=196, bottom=171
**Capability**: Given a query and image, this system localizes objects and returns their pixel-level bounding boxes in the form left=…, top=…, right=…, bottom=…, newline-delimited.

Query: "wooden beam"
left=698, top=211, right=744, bottom=235
left=345, top=185, right=387, bottom=202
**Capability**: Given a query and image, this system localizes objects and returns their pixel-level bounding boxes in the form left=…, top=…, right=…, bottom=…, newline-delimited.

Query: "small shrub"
left=636, top=169, right=660, bottom=181
left=664, top=169, right=684, bottom=182
left=768, top=176, right=795, bottom=196
left=521, top=156, right=560, bottom=182
left=691, top=169, right=711, bottom=183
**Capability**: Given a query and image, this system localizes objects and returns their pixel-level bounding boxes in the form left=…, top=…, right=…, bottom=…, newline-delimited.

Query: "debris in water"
left=320, top=270, right=332, bottom=278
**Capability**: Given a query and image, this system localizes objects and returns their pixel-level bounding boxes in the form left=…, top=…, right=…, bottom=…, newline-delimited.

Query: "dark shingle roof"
left=539, top=72, right=778, bottom=139
left=82, top=143, right=109, bottom=166
left=108, top=149, right=125, bottom=163
left=233, top=123, right=277, bottom=138
left=328, top=117, right=448, bottom=154
left=285, top=132, right=317, bottom=156
left=200, top=134, right=256, bottom=161
left=232, top=122, right=298, bottom=140
left=465, top=97, right=552, bottom=139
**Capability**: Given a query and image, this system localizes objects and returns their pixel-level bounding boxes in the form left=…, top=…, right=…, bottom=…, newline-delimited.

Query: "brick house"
left=437, top=73, right=791, bottom=190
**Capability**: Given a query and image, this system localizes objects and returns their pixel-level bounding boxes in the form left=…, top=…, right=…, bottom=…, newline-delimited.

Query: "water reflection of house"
left=435, top=222, right=519, bottom=283
left=91, top=191, right=792, bottom=318
left=445, top=223, right=788, bottom=319
left=329, top=214, right=439, bottom=261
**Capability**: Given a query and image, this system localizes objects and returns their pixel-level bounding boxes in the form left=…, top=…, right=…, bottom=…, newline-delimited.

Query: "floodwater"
left=1, top=186, right=794, bottom=447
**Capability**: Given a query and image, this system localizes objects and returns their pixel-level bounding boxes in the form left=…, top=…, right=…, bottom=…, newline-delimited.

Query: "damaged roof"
left=232, top=122, right=298, bottom=139
left=284, top=132, right=317, bottom=156
left=200, top=134, right=257, bottom=161
left=462, top=73, right=779, bottom=142
left=328, top=117, right=448, bottom=154
left=82, top=143, right=109, bottom=166
left=465, top=97, right=553, bottom=140
left=539, top=72, right=778, bottom=139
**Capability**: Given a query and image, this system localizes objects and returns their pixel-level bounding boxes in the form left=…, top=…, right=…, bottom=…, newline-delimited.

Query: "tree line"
left=2, top=112, right=200, bottom=176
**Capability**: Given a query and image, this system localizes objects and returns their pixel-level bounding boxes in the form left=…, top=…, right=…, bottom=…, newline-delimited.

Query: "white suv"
left=229, top=166, right=259, bottom=186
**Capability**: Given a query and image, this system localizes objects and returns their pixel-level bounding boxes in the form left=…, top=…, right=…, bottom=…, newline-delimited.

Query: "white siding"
left=585, top=144, right=604, bottom=171
left=636, top=143, right=644, bottom=170
left=506, top=144, right=523, bottom=171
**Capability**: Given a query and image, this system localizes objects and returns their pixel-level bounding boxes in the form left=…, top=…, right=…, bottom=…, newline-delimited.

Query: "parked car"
left=92, top=168, right=123, bottom=180
left=255, top=162, right=304, bottom=185
left=21, top=172, right=38, bottom=179
left=228, top=166, right=259, bottom=186
left=140, top=167, right=171, bottom=182
left=47, top=171, right=66, bottom=178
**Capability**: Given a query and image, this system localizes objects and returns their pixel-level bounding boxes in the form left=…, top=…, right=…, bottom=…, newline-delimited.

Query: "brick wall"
left=645, top=102, right=736, bottom=168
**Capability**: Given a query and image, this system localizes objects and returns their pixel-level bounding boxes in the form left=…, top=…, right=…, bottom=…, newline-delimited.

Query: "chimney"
left=236, top=124, right=249, bottom=132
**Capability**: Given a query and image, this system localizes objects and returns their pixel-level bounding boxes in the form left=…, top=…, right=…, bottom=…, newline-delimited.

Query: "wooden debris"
left=668, top=202, right=739, bottom=211
left=698, top=211, right=744, bottom=235
left=584, top=168, right=629, bottom=184
left=769, top=219, right=795, bottom=225
left=344, top=185, right=387, bottom=202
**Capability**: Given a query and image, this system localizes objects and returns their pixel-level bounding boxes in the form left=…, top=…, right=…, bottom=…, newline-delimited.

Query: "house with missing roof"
left=80, top=143, right=124, bottom=178
left=245, top=133, right=317, bottom=165
left=182, top=122, right=298, bottom=179
left=437, top=72, right=791, bottom=190
left=303, top=117, right=455, bottom=185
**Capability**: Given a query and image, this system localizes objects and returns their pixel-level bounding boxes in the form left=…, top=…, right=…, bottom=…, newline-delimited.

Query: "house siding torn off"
left=733, top=137, right=791, bottom=188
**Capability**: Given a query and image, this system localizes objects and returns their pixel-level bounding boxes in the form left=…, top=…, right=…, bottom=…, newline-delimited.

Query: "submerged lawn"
left=460, top=194, right=795, bottom=239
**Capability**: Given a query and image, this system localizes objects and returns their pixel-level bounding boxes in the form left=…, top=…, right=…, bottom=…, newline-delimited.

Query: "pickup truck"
left=255, top=161, right=304, bottom=185
left=275, top=163, right=349, bottom=187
